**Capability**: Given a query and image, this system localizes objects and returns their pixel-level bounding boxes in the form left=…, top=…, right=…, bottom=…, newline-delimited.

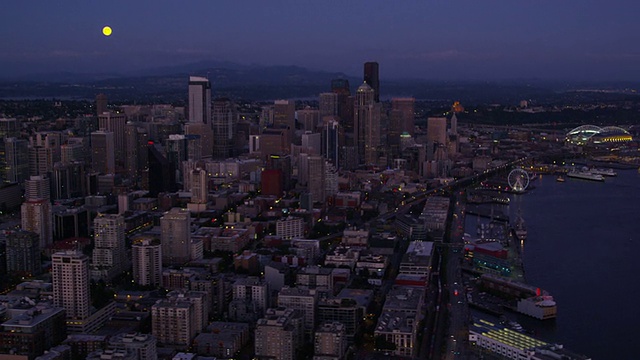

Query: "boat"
left=556, top=176, right=565, bottom=182
left=513, top=209, right=527, bottom=241
left=566, top=169, right=605, bottom=182
left=590, top=167, right=617, bottom=177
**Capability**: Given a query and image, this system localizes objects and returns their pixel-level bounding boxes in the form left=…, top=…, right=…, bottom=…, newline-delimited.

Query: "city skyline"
left=2, top=1, right=640, bottom=81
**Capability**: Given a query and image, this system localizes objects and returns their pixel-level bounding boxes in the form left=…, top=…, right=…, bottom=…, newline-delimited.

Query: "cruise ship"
left=590, top=167, right=617, bottom=177
left=513, top=210, right=527, bottom=241
left=566, top=169, right=605, bottom=182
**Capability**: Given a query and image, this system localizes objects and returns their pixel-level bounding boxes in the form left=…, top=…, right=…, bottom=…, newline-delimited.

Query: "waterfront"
left=511, top=169, right=640, bottom=359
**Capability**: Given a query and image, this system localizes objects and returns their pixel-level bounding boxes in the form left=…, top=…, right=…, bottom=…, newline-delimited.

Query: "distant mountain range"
left=0, top=60, right=638, bottom=104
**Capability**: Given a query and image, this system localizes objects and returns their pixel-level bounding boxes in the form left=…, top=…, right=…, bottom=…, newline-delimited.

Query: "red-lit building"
left=261, top=169, right=283, bottom=196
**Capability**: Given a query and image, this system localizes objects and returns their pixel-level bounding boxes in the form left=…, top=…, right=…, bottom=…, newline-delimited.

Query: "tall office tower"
left=260, top=105, right=274, bottom=128
left=354, top=82, right=381, bottom=165
left=255, top=308, right=303, bottom=360
left=189, top=168, right=208, bottom=204
left=6, top=230, right=41, bottom=277
left=28, top=145, right=53, bottom=176
left=314, top=322, right=347, bottom=359
left=232, top=277, right=269, bottom=316
left=132, top=236, right=162, bottom=287
left=25, top=175, right=50, bottom=200
left=277, top=287, right=318, bottom=339
left=98, top=112, right=126, bottom=170
left=319, top=92, right=338, bottom=119
left=188, top=76, right=212, bottom=124
left=124, top=122, right=148, bottom=180
left=151, top=298, right=197, bottom=349
left=92, top=214, right=126, bottom=281
left=321, top=119, right=340, bottom=167
left=95, top=93, right=108, bottom=115
left=91, top=130, right=115, bottom=174
left=33, top=132, right=62, bottom=164
left=147, top=144, right=173, bottom=196
left=166, top=134, right=189, bottom=185
left=364, top=62, right=380, bottom=102
left=301, top=131, right=321, bottom=155
left=331, top=79, right=352, bottom=128
left=185, top=122, right=213, bottom=159
left=160, top=207, right=191, bottom=266
left=21, top=199, right=52, bottom=249
left=266, top=154, right=292, bottom=191
left=449, top=113, right=458, bottom=135
left=273, top=100, right=295, bottom=130
left=4, top=137, right=29, bottom=184
left=212, top=98, right=236, bottom=159
left=297, top=108, right=319, bottom=132
left=60, top=142, right=84, bottom=163
left=52, top=161, right=86, bottom=200
left=0, top=118, right=18, bottom=138
left=52, top=251, right=91, bottom=321
left=307, top=155, right=325, bottom=203
left=324, top=161, right=338, bottom=198
left=392, top=97, right=416, bottom=136
left=427, top=117, right=447, bottom=145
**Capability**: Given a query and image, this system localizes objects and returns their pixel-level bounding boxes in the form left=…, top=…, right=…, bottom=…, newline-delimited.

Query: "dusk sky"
left=2, top=0, right=640, bottom=81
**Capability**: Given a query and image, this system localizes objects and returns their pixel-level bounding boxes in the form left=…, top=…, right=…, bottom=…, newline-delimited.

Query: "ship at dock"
left=590, top=167, right=617, bottom=177
left=566, top=169, right=605, bottom=182
left=513, top=210, right=527, bottom=241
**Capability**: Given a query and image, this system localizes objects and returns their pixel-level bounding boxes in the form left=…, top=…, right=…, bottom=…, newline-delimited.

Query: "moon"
left=102, top=26, right=112, bottom=37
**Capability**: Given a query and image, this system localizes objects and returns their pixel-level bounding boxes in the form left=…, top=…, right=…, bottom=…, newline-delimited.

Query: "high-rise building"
left=314, top=322, right=347, bottom=359
left=273, top=100, right=295, bottom=130
left=28, top=145, right=53, bottom=176
left=98, top=112, right=126, bottom=169
left=319, top=92, right=338, bottom=119
left=308, top=155, right=325, bottom=203
left=4, top=137, right=29, bottom=184
left=92, top=214, right=127, bottom=281
left=185, top=122, right=213, bottom=159
left=354, top=83, right=381, bottom=165
left=132, top=236, right=162, bottom=287
left=25, top=175, right=50, bottom=201
left=321, top=119, right=340, bottom=168
left=160, top=208, right=191, bottom=266
left=6, top=230, right=41, bottom=277
left=60, top=142, right=84, bottom=163
left=21, top=199, right=52, bottom=249
left=151, top=298, right=197, bottom=349
left=363, top=62, right=380, bottom=102
left=297, top=108, right=319, bottom=132
left=0, top=119, right=20, bottom=182
left=52, top=161, right=86, bottom=200
left=255, top=307, right=303, bottom=360
left=95, top=93, right=108, bottom=116
left=212, top=98, right=236, bottom=159
left=330, top=79, right=352, bottom=128
left=189, top=168, right=208, bottom=205
left=232, top=277, right=269, bottom=316
left=277, top=287, right=317, bottom=339
left=427, top=117, right=447, bottom=145
left=188, top=76, right=212, bottom=124
left=301, top=131, right=321, bottom=155
left=392, top=98, right=416, bottom=136
left=125, top=122, right=149, bottom=182
left=52, top=251, right=91, bottom=321
left=91, top=130, right=115, bottom=175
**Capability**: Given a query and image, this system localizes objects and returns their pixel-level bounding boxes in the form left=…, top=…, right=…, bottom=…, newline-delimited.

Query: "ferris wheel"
left=508, top=169, right=530, bottom=193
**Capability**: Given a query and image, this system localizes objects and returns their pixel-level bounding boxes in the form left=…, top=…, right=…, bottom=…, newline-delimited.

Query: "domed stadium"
left=566, top=125, right=632, bottom=145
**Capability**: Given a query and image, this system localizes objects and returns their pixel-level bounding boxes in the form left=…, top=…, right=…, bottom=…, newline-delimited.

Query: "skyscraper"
left=211, top=98, right=236, bottom=159
left=98, top=112, right=126, bottom=169
left=321, top=119, right=340, bottom=168
left=6, top=230, right=41, bottom=277
left=188, top=76, right=212, bottom=124
left=25, top=175, right=50, bottom=200
left=189, top=168, right=208, bottom=205
left=21, top=199, right=52, bottom=249
left=95, top=93, right=108, bottom=115
left=52, top=251, right=91, bottom=321
left=160, top=208, right=191, bottom=266
left=364, top=62, right=380, bottom=102
left=92, top=214, right=127, bottom=281
left=132, top=236, right=162, bottom=287
left=391, top=98, right=416, bottom=136
left=307, top=155, right=326, bottom=203
left=354, top=82, right=381, bottom=165
left=91, top=130, right=115, bottom=175
left=319, top=92, right=338, bottom=119
left=427, top=117, right=448, bottom=145
left=4, top=137, right=29, bottom=184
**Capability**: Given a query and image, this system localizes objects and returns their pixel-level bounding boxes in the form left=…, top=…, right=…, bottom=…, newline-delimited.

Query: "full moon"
left=102, top=26, right=112, bottom=37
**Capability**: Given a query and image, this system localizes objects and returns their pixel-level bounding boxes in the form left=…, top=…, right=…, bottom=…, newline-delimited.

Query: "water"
left=511, top=169, right=640, bottom=359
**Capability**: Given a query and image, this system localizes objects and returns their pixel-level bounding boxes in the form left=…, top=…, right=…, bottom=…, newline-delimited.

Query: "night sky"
left=2, top=0, right=640, bottom=81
